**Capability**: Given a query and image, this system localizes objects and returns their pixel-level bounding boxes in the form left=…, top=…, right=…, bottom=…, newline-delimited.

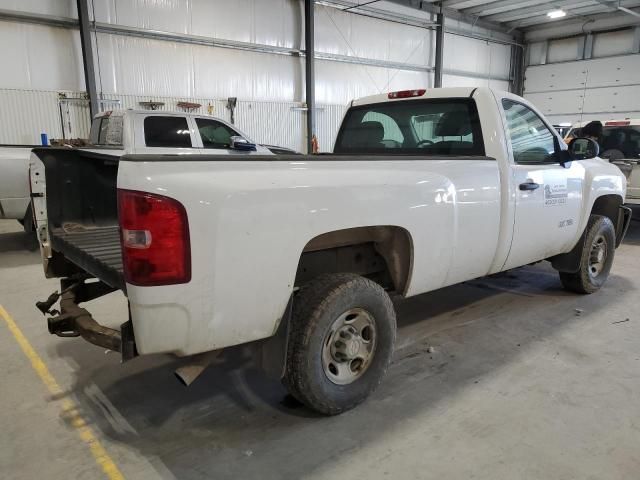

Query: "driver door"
left=501, top=97, right=585, bottom=270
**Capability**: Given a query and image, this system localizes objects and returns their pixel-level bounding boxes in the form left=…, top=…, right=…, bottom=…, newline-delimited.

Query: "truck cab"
left=88, top=109, right=273, bottom=155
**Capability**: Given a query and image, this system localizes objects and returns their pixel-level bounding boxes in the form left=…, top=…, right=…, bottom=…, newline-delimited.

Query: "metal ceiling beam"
left=383, top=0, right=520, bottom=36
left=592, top=0, right=640, bottom=17
left=443, top=0, right=487, bottom=8
left=515, top=2, right=640, bottom=27
left=463, top=0, right=558, bottom=17
left=485, top=0, right=595, bottom=23
left=315, top=0, right=437, bottom=28
left=618, top=5, right=640, bottom=17
left=523, top=6, right=640, bottom=37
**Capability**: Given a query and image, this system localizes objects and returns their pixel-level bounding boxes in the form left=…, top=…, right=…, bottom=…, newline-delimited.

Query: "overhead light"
left=547, top=9, right=567, bottom=18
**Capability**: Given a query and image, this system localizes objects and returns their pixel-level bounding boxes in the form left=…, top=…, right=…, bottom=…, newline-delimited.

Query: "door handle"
left=519, top=180, right=540, bottom=191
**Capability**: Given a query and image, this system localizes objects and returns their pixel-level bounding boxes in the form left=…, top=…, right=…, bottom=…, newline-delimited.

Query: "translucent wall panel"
left=0, top=0, right=77, bottom=17
left=444, top=34, right=510, bottom=80
left=0, top=22, right=84, bottom=91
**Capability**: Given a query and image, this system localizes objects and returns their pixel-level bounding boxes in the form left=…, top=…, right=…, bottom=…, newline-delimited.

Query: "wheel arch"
left=295, top=225, right=414, bottom=296
left=551, top=193, right=624, bottom=273
left=590, top=194, right=623, bottom=229
left=259, top=226, right=412, bottom=380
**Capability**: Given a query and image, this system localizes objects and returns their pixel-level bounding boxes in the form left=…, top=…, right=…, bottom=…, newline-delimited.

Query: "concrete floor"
left=1, top=218, right=640, bottom=480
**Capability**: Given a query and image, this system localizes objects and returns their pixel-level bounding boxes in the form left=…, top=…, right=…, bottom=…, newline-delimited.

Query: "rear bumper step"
left=39, top=279, right=137, bottom=361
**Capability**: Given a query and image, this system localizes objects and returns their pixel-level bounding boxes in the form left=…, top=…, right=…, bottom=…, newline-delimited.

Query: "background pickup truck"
left=0, top=146, right=40, bottom=229
left=30, top=87, right=630, bottom=415
left=566, top=119, right=640, bottom=203
left=1, top=109, right=293, bottom=229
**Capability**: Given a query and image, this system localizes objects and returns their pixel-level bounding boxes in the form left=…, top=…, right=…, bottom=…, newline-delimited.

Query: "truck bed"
left=32, top=148, right=124, bottom=290
left=50, top=226, right=124, bottom=290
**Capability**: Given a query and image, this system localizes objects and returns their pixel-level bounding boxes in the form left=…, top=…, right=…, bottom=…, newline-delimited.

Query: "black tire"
left=284, top=273, right=396, bottom=415
left=559, top=215, right=615, bottom=294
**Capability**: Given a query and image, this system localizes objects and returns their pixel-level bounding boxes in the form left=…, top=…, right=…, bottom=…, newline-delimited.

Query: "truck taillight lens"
left=118, top=189, right=191, bottom=286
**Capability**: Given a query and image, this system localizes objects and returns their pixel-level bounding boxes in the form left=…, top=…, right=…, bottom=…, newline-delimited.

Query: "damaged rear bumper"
left=38, top=278, right=137, bottom=361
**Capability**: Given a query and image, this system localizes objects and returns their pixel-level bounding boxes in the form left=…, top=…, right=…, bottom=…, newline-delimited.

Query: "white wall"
left=524, top=29, right=640, bottom=124
left=0, top=0, right=76, bottom=16
left=0, top=0, right=514, bottom=149
left=0, top=21, right=84, bottom=91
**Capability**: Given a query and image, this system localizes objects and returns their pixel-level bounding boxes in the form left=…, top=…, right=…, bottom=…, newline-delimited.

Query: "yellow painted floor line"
left=0, top=304, right=125, bottom=480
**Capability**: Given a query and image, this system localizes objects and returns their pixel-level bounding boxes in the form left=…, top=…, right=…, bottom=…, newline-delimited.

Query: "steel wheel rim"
left=588, top=234, right=608, bottom=279
left=321, top=308, right=377, bottom=385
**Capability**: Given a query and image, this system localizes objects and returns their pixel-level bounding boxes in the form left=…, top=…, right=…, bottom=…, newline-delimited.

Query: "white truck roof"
left=93, top=109, right=218, bottom=119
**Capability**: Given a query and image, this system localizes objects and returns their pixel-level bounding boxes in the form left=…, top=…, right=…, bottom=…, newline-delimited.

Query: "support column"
left=510, top=45, right=524, bottom=96
left=77, top=0, right=99, bottom=118
left=304, top=0, right=316, bottom=154
left=632, top=26, right=640, bottom=54
left=434, top=5, right=445, bottom=88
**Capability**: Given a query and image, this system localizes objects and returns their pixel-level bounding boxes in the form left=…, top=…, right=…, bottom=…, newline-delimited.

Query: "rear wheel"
left=559, top=215, right=615, bottom=294
left=284, top=273, right=396, bottom=415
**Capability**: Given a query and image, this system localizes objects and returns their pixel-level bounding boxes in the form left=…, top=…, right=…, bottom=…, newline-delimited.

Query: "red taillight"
left=605, top=120, right=630, bottom=126
left=118, top=189, right=191, bottom=286
left=388, top=89, right=426, bottom=99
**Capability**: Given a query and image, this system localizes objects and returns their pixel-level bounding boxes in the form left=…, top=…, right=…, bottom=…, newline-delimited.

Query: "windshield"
left=334, top=98, right=485, bottom=156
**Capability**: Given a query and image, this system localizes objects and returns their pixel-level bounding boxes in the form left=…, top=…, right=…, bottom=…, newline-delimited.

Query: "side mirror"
left=568, top=137, right=599, bottom=161
left=230, top=135, right=257, bottom=152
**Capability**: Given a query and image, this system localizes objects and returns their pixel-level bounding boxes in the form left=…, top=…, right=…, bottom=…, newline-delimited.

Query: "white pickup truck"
left=1, top=109, right=290, bottom=229
left=31, top=87, right=630, bottom=415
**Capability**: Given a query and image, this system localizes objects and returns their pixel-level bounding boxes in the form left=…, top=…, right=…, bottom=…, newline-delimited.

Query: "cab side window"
left=502, top=99, right=556, bottom=164
left=195, top=118, right=238, bottom=149
left=144, top=116, right=192, bottom=148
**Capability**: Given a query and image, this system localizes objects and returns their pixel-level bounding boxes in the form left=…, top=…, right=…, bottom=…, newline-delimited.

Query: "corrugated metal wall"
left=0, top=0, right=514, bottom=150
left=0, top=88, right=346, bottom=152
left=0, top=89, right=59, bottom=144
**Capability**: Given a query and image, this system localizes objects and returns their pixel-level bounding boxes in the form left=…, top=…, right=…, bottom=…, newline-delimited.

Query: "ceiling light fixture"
left=547, top=9, right=567, bottom=18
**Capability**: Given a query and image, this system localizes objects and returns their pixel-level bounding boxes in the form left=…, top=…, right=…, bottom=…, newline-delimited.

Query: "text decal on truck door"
left=544, top=182, right=568, bottom=206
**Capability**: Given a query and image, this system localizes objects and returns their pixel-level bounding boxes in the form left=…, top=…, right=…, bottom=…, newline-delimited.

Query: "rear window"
left=144, top=116, right=192, bottom=148
left=89, top=116, right=123, bottom=146
left=334, top=98, right=485, bottom=156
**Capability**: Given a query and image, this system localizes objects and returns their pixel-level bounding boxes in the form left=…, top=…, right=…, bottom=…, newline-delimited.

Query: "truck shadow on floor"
left=0, top=229, right=40, bottom=268
left=620, top=205, right=640, bottom=246
left=622, top=220, right=640, bottom=246
left=51, top=261, right=634, bottom=480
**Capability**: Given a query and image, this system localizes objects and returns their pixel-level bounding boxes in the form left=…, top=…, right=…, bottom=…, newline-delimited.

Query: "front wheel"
left=559, top=215, right=615, bottom=294
left=284, top=273, right=396, bottom=415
